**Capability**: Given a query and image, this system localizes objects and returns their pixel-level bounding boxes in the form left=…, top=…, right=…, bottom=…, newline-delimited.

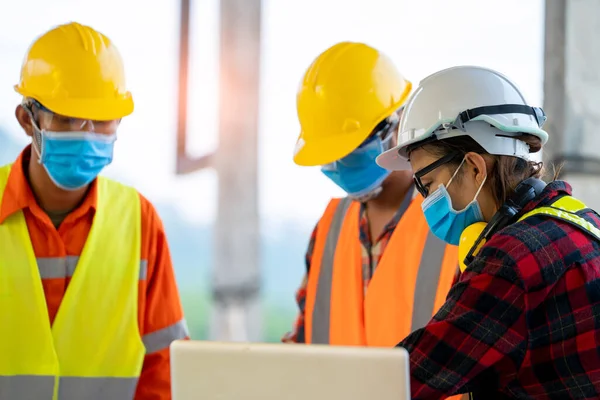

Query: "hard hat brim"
left=376, top=145, right=412, bottom=171
left=293, top=129, right=370, bottom=167
left=15, top=85, right=134, bottom=121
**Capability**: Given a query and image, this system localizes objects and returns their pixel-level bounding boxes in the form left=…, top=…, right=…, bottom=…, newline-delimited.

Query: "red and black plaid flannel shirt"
left=399, top=181, right=600, bottom=399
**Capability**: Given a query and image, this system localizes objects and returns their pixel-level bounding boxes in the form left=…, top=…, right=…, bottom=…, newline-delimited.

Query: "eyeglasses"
left=413, top=152, right=460, bottom=197
left=361, top=115, right=399, bottom=146
left=322, top=116, right=399, bottom=170
left=28, top=100, right=119, bottom=133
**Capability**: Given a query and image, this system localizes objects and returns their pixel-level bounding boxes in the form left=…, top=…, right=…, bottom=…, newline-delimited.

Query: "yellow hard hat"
left=14, top=22, right=133, bottom=121
left=458, top=222, right=487, bottom=273
left=293, top=41, right=412, bottom=166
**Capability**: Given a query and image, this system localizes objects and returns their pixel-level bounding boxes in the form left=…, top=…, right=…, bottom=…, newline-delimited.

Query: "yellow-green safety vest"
left=0, top=163, right=146, bottom=400
left=465, top=193, right=600, bottom=400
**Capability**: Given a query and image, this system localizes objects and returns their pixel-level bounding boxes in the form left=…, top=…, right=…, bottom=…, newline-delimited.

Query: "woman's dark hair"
left=417, top=135, right=547, bottom=206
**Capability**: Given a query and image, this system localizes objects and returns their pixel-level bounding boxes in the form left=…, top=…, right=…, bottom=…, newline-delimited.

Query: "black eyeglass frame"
left=413, top=152, right=462, bottom=197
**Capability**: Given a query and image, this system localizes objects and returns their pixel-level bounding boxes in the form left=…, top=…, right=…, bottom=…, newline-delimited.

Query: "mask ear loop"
left=22, top=103, right=45, bottom=163
left=79, top=119, right=96, bottom=132
left=446, top=157, right=467, bottom=189
left=472, top=174, right=487, bottom=202
left=446, top=156, right=487, bottom=203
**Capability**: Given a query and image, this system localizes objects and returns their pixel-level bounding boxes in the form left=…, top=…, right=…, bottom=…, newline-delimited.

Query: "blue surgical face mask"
left=33, top=128, right=117, bottom=191
left=321, top=133, right=393, bottom=202
left=421, top=158, right=486, bottom=245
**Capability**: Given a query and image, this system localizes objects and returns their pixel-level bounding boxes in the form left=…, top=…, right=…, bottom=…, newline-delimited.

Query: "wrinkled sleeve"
left=282, top=223, right=318, bottom=344
left=135, top=196, right=189, bottom=400
left=398, top=233, right=529, bottom=399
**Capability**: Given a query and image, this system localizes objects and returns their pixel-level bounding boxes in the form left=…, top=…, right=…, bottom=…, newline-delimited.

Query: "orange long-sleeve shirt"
left=0, top=147, right=188, bottom=399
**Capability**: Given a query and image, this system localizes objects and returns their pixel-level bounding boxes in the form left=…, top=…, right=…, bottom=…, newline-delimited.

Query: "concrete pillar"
left=175, top=0, right=262, bottom=342
left=543, top=0, right=600, bottom=210
left=210, top=0, right=263, bottom=342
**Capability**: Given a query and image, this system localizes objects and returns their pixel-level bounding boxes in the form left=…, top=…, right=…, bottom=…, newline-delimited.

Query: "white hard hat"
left=376, top=65, right=549, bottom=171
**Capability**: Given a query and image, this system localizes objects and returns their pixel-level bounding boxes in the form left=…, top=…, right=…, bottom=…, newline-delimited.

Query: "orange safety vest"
left=305, top=194, right=459, bottom=347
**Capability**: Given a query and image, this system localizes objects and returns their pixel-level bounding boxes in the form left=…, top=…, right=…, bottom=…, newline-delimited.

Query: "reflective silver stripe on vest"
left=0, top=375, right=138, bottom=399
left=143, top=318, right=190, bottom=354
left=410, top=232, right=448, bottom=331
left=59, top=376, right=138, bottom=399
left=311, top=197, right=353, bottom=344
left=0, top=375, right=55, bottom=399
left=36, top=257, right=148, bottom=280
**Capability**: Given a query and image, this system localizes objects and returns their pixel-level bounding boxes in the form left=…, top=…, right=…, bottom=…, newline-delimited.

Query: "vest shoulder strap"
left=322, top=197, right=353, bottom=249
left=518, top=195, right=600, bottom=242
left=309, top=196, right=353, bottom=344
left=0, top=163, right=11, bottom=175
left=96, top=176, right=140, bottom=206
left=97, top=175, right=133, bottom=191
left=320, top=196, right=353, bottom=274
left=0, top=164, right=14, bottom=209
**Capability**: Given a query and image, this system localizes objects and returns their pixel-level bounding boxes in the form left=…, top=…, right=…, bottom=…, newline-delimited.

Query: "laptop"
left=170, top=340, right=411, bottom=400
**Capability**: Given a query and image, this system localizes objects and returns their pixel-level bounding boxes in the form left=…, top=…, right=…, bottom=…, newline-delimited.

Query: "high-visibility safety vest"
left=461, top=194, right=600, bottom=400
left=305, top=193, right=459, bottom=346
left=0, top=164, right=145, bottom=400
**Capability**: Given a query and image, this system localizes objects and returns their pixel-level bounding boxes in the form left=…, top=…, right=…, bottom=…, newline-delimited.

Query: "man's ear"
left=15, top=105, right=34, bottom=138
left=464, top=152, right=488, bottom=185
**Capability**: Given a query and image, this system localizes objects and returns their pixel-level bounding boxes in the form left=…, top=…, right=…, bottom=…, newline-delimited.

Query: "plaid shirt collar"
left=519, top=180, right=572, bottom=215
